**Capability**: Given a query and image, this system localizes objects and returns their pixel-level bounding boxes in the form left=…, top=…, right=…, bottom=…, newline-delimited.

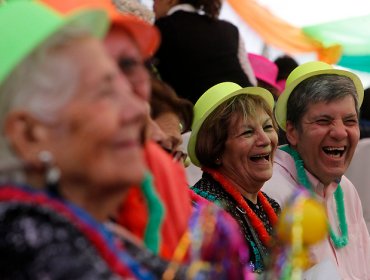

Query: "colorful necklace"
left=280, top=145, right=348, bottom=248
left=203, top=168, right=278, bottom=246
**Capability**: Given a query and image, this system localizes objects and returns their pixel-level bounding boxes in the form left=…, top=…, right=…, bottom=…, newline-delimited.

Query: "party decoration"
left=271, top=189, right=328, bottom=280
left=226, top=0, right=341, bottom=64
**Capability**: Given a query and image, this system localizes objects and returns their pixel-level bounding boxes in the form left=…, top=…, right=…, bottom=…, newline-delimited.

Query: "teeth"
left=323, top=146, right=345, bottom=157
left=253, top=153, right=269, bottom=158
left=324, top=147, right=345, bottom=151
left=250, top=153, right=270, bottom=161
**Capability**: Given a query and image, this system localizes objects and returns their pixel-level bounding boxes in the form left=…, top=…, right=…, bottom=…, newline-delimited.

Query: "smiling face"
left=46, top=37, right=147, bottom=189
left=286, top=95, right=360, bottom=185
left=219, top=108, right=278, bottom=195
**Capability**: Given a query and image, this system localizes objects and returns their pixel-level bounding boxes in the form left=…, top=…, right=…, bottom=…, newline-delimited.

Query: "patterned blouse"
left=192, top=172, right=281, bottom=273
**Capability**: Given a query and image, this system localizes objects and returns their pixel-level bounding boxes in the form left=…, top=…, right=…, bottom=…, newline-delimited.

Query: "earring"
left=215, top=157, right=221, bottom=165
left=38, top=150, right=60, bottom=196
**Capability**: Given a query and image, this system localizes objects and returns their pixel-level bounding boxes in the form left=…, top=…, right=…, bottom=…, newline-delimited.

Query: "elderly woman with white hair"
left=0, top=1, right=256, bottom=279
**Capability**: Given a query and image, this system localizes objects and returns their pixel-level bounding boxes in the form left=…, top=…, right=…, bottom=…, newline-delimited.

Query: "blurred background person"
left=153, top=0, right=256, bottom=104
left=150, top=76, right=193, bottom=163
left=248, top=53, right=282, bottom=100
left=274, top=54, right=299, bottom=92
left=359, top=87, right=370, bottom=138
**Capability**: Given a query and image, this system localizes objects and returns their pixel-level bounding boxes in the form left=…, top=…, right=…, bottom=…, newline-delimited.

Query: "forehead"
left=229, top=108, right=271, bottom=128
left=63, top=37, right=119, bottom=89
left=104, top=29, right=141, bottom=59
left=305, top=95, right=358, bottom=117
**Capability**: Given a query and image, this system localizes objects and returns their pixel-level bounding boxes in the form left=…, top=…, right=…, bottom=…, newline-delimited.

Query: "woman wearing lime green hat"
left=189, top=82, right=281, bottom=273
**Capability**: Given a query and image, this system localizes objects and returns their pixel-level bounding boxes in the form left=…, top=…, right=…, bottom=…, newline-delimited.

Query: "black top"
left=154, top=11, right=252, bottom=104
left=192, top=172, right=280, bottom=273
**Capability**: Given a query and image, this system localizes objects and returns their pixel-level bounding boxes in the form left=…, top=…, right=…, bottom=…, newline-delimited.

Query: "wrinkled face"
left=47, top=38, right=147, bottom=189
left=154, top=112, right=182, bottom=152
left=104, top=28, right=151, bottom=101
left=286, top=95, right=360, bottom=185
left=220, top=108, right=278, bottom=192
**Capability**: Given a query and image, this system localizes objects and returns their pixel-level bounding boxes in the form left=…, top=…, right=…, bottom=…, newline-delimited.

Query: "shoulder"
left=0, top=186, right=116, bottom=279
left=261, top=191, right=281, bottom=213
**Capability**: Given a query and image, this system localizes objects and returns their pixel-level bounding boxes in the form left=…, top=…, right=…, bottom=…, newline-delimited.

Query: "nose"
left=127, top=66, right=151, bottom=101
left=330, top=120, right=348, bottom=140
left=146, top=116, right=169, bottom=146
left=256, top=129, right=271, bottom=146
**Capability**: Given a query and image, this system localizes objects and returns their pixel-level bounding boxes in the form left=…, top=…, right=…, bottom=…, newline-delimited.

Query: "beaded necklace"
left=280, top=145, right=348, bottom=248
left=203, top=168, right=278, bottom=246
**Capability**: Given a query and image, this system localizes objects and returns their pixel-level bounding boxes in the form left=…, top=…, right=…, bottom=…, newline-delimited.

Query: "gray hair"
left=286, top=74, right=359, bottom=130
left=0, top=25, right=91, bottom=183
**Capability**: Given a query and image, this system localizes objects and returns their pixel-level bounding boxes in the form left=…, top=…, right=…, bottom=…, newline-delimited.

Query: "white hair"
left=0, top=25, right=90, bottom=183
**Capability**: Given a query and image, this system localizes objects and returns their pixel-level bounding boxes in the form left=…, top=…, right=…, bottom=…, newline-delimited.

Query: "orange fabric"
left=41, top=0, right=160, bottom=58
left=227, top=0, right=341, bottom=64
left=118, top=141, right=192, bottom=260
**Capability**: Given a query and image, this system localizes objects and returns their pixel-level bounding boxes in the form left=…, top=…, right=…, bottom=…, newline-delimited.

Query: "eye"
left=344, top=118, right=358, bottom=126
left=241, top=129, right=253, bottom=137
left=118, top=57, right=141, bottom=74
left=315, top=119, right=331, bottom=125
left=263, top=124, right=274, bottom=131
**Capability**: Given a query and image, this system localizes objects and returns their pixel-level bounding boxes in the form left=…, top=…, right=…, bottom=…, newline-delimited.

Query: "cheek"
left=60, top=104, right=118, bottom=158
left=270, top=131, right=279, bottom=148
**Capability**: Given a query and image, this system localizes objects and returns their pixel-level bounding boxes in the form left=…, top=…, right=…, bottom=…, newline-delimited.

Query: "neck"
left=60, top=182, right=128, bottom=222
left=217, top=167, right=260, bottom=203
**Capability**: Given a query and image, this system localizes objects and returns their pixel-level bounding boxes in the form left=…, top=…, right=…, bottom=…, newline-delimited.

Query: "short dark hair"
left=287, top=74, right=359, bottom=131
left=150, top=77, right=194, bottom=133
left=360, top=87, right=370, bottom=121
left=179, top=0, right=222, bottom=18
left=195, top=94, right=277, bottom=168
left=274, top=55, right=299, bottom=81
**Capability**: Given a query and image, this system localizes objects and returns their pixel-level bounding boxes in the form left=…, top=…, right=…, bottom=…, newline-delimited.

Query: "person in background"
left=188, top=82, right=280, bottom=273
left=359, top=87, right=370, bottom=138
left=248, top=53, right=288, bottom=145
left=150, top=76, right=193, bottom=164
left=153, top=0, right=256, bottom=104
left=274, top=54, right=299, bottom=92
left=248, top=53, right=282, bottom=100
left=262, top=61, right=370, bottom=279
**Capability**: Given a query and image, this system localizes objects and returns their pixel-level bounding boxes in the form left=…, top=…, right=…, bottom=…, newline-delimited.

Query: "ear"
left=4, top=111, right=51, bottom=167
left=285, top=121, right=298, bottom=147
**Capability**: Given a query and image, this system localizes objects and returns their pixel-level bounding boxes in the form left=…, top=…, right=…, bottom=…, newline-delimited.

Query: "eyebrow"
left=312, top=112, right=358, bottom=119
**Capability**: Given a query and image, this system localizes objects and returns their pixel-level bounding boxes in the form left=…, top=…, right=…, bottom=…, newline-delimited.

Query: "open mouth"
left=322, top=146, right=346, bottom=158
left=250, top=153, right=270, bottom=162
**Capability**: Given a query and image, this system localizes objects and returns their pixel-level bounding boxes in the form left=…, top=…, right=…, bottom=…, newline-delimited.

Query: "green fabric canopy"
left=303, top=14, right=370, bottom=72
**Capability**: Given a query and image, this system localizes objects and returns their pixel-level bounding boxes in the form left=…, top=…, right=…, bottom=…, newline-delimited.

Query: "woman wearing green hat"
left=0, top=1, right=257, bottom=279
left=189, top=82, right=281, bottom=273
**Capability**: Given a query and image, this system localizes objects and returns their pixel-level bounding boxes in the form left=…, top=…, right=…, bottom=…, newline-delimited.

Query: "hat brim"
left=275, top=68, right=364, bottom=131
left=0, top=2, right=109, bottom=84
left=188, top=86, right=274, bottom=167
